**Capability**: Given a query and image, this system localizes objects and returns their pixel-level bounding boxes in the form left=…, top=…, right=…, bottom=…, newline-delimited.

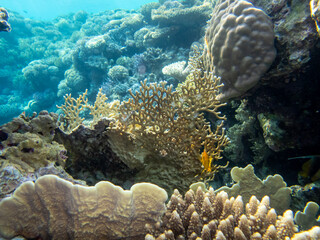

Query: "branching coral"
left=56, top=89, right=88, bottom=133
left=111, top=68, right=229, bottom=179
left=58, top=63, right=229, bottom=181
left=86, top=89, right=120, bottom=125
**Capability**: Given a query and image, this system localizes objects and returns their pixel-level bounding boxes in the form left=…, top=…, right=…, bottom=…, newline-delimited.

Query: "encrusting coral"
left=146, top=185, right=320, bottom=240
left=0, top=111, right=67, bottom=172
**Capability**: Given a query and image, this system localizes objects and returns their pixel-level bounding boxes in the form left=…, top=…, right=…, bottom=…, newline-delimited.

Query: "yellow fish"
left=289, top=155, right=320, bottom=182
left=199, top=149, right=213, bottom=173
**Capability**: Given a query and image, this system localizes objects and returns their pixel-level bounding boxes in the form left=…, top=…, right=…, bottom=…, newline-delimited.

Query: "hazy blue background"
left=1, top=0, right=156, bottom=20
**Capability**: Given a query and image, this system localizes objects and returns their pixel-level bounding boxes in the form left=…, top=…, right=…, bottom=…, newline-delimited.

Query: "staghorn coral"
left=146, top=186, right=320, bottom=240
left=0, top=175, right=168, bottom=240
left=204, top=0, right=276, bottom=101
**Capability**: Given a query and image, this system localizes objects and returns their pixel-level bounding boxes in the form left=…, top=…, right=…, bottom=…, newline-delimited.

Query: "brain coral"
left=204, top=0, right=276, bottom=101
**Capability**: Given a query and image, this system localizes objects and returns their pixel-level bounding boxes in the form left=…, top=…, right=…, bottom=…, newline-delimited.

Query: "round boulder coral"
left=108, top=65, right=129, bottom=82
left=204, top=0, right=276, bottom=101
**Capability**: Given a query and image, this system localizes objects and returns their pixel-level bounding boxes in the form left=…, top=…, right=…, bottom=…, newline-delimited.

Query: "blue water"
left=1, top=0, right=155, bottom=20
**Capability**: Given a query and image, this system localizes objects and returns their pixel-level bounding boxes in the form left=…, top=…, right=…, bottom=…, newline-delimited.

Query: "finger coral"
left=146, top=186, right=320, bottom=240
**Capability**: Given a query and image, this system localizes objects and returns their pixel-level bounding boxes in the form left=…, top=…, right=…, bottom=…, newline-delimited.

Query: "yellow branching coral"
left=56, top=89, right=88, bottom=133
left=57, top=89, right=120, bottom=132
left=86, top=89, right=120, bottom=125
left=108, top=68, right=229, bottom=180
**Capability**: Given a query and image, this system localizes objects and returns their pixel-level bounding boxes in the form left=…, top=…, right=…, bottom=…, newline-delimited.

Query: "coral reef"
left=0, top=175, right=168, bottom=240
left=1, top=176, right=320, bottom=240
left=0, top=2, right=320, bottom=240
left=204, top=0, right=276, bottom=101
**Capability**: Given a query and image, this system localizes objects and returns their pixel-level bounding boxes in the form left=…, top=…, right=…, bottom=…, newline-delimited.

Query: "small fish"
left=199, top=149, right=213, bottom=173
left=288, top=155, right=320, bottom=182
